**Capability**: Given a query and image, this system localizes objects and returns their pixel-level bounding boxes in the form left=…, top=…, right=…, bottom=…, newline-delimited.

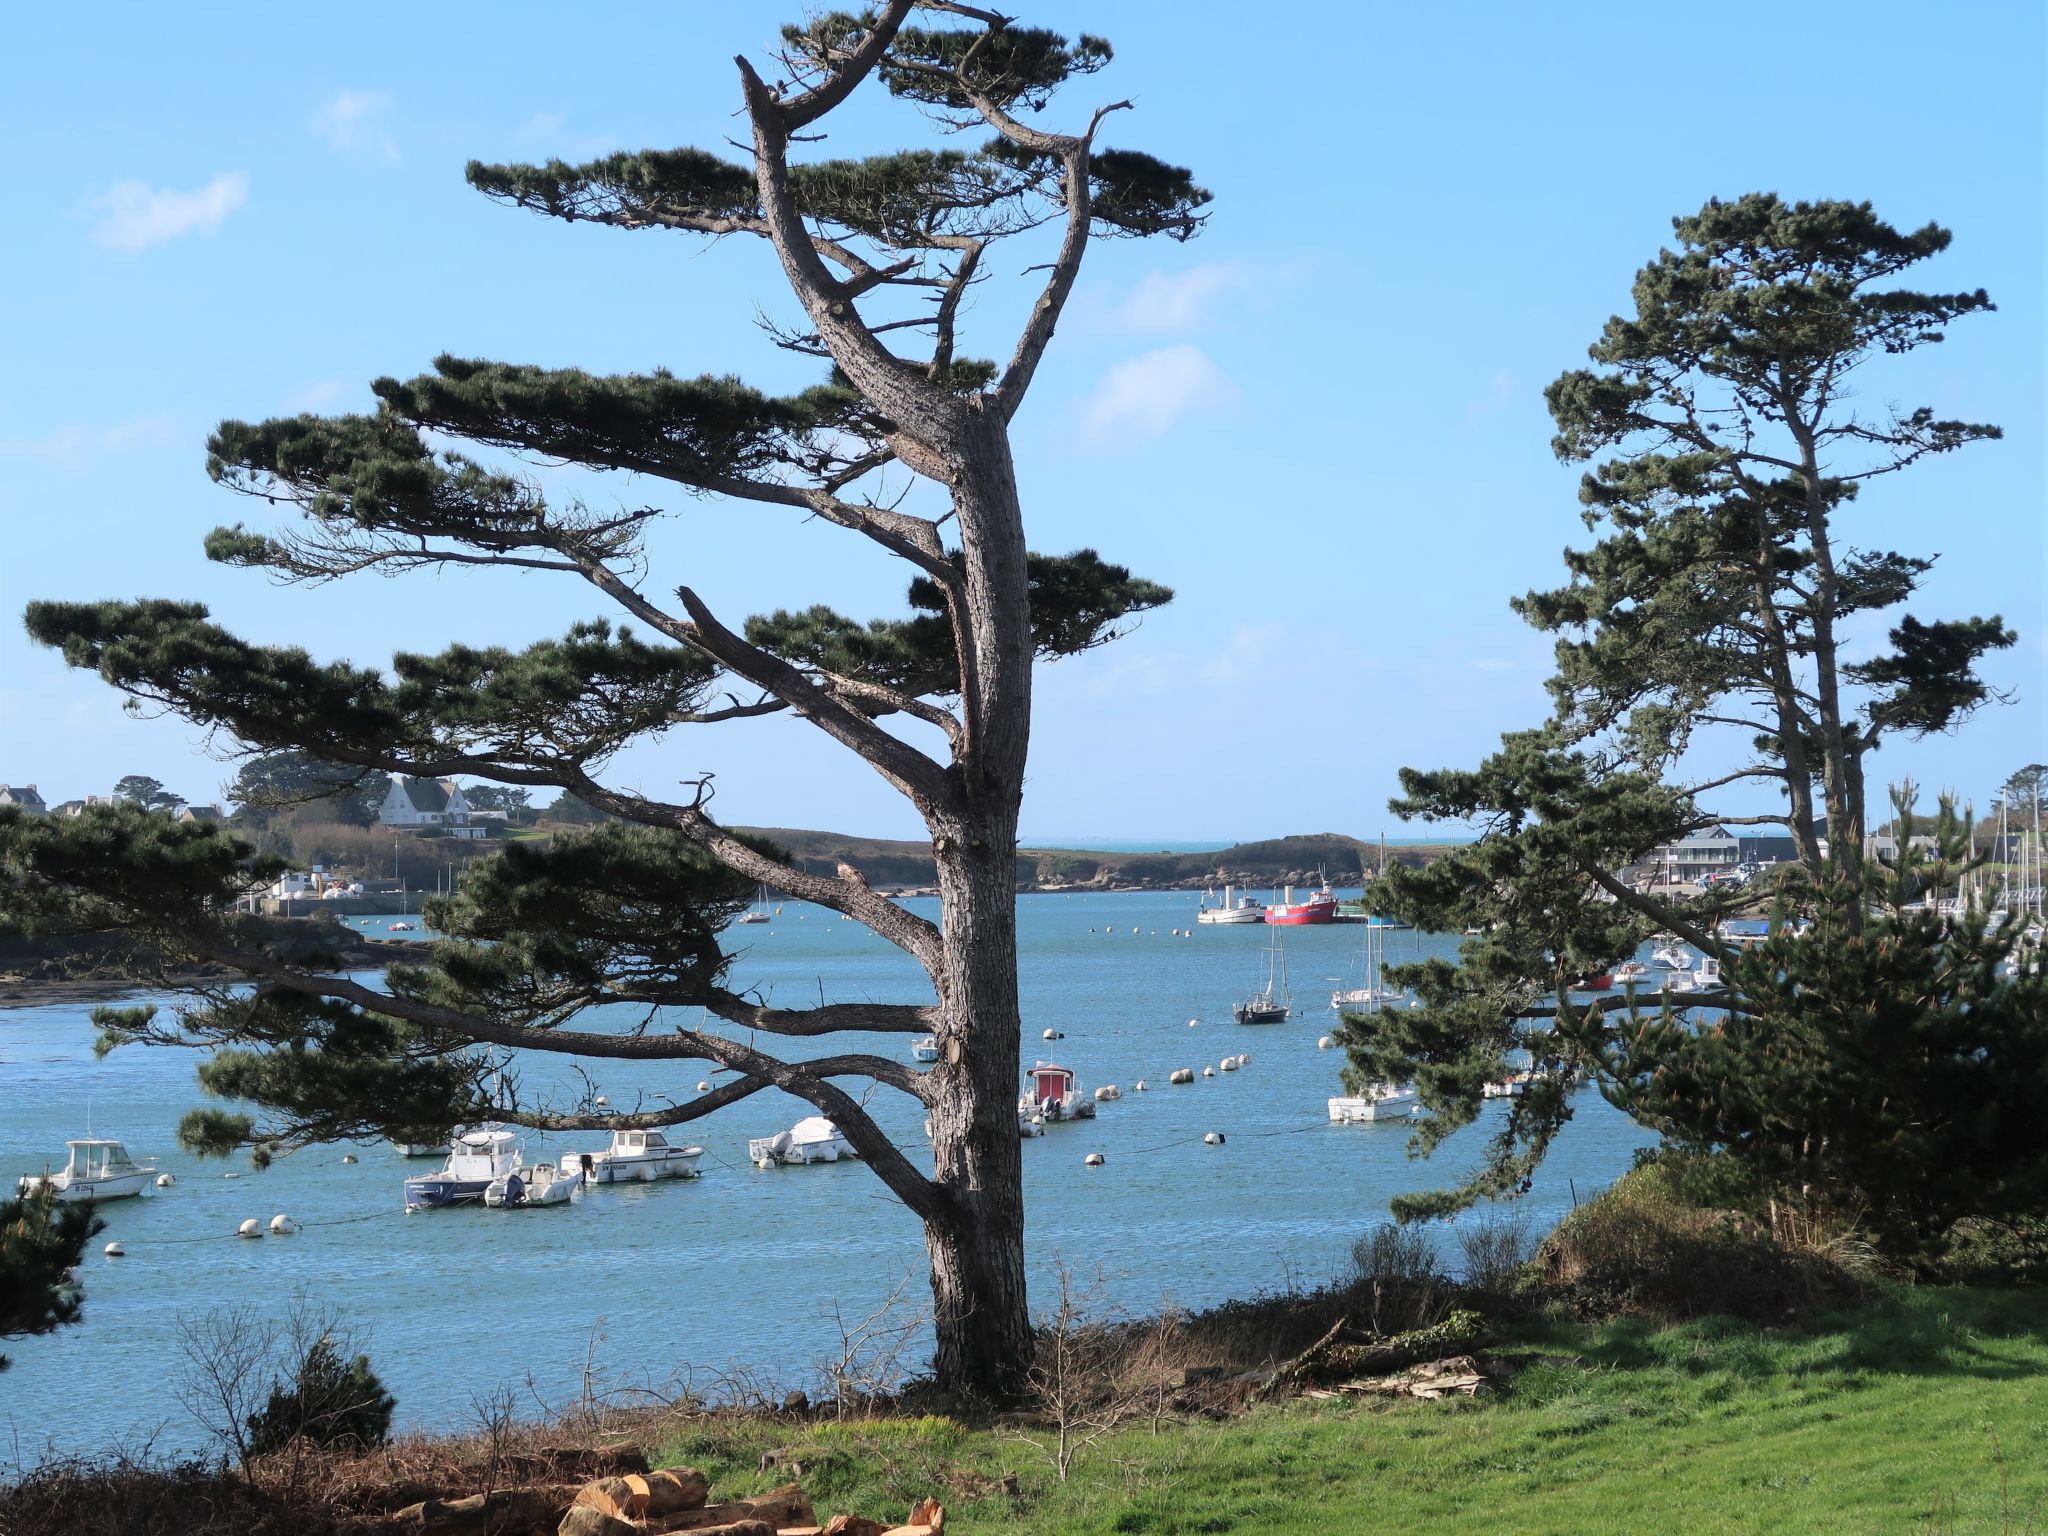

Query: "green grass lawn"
left=661, top=1287, right=2048, bottom=1535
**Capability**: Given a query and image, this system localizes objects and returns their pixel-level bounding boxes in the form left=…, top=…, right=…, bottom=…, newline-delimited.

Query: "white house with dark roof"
left=378, top=776, right=496, bottom=839
left=0, top=784, right=47, bottom=814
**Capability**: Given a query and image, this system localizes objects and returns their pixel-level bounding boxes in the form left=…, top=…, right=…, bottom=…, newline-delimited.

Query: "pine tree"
left=0, top=1189, right=102, bottom=1370
left=6, top=7, right=1205, bottom=1399
left=1343, top=198, right=2043, bottom=1248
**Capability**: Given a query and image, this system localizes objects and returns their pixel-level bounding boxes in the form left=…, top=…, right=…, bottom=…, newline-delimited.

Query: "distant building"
left=0, top=784, right=47, bottom=815
left=378, top=777, right=495, bottom=839
left=177, top=804, right=224, bottom=824
left=1867, top=831, right=1941, bottom=863
left=1659, top=827, right=1739, bottom=884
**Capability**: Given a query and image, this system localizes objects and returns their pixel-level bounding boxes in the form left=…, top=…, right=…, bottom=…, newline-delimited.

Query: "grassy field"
left=661, top=1286, right=2048, bottom=1535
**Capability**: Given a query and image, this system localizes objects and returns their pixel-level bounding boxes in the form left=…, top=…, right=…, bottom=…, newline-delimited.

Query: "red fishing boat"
left=1263, top=878, right=1338, bottom=926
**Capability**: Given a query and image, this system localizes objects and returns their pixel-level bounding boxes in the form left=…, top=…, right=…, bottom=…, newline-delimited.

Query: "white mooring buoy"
left=103, top=1241, right=125, bottom=1258
left=237, top=1219, right=262, bottom=1239
left=1219, top=1057, right=1238, bottom=1072
left=1169, top=1068, right=1194, bottom=1085
left=1201, top=1066, right=1215, bottom=1078
left=1133, top=1078, right=1148, bottom=1092
left=342, top=1153, right=358, bottom=1164
left=1083, top=1152, right=1105, bottom=1167
left=269, top=1214, right=296, bottom=1235
left=1204, top=1131, right=1225, bottom=1146
left=1318, top=1035, right=1334, bottom=1049
left=698, top=1081, right=712, bottom=1093
left=155, top=1172, right=176, bottom=1188
left=594, top=1095, right=609, bottom=1106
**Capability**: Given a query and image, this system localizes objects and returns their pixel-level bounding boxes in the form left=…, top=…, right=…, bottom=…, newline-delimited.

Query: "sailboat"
left=1332, top=912, right=1406, bottom=1012
left=738, top=883, right=772, bottom=924
left=1233, top=928, right=1292, bottom=1024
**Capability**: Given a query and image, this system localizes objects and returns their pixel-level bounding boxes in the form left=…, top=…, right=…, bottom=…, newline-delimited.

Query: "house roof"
left=397, top=777, right=453, bottom=813
left=0, top=784, right=47, bottom=808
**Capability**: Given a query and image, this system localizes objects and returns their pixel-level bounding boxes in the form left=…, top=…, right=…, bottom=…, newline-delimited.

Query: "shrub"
left=1345, top=1223, right=1445, bottom=1335
left=1533, top=1163, right=1864, bottom=1323
left=246, top=1337, right=395, bottom=1456
left=1456, top=1208, right=1534, bottom=1296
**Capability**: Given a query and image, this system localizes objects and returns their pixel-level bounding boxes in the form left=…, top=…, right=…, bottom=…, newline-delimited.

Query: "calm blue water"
left=0, top=892, right=1651, bottom=1454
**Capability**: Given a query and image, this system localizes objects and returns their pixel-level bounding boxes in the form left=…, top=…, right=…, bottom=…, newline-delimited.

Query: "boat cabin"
left=1026, top=1064, right=1077, bottom=1107
left=608, top=1130, right=671, bottom=1153
left=64, top=1140, right=139, bottom=1179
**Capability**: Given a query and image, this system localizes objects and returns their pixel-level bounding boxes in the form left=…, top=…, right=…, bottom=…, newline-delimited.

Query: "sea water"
left=0, top=890, right=1651, bottom=1455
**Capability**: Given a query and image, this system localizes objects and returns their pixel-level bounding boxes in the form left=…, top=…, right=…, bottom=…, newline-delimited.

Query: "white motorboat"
left=910, top=1036, right=940, bottom=1062
left=392, top=1138, right=449, bottom=1158
left=1612, top=961, right=1653, bottom=985
left=1328, top=1085, right=1418, bottom=1123
left=18, top=1139, right=157, bottom=1204
left=1482, top=1070, right=1533, bottom=1099
left=750, top=1116, right=857, bottom=1167
left=576, top=1129, right=704, bottom=1184
left=1651, top=943, right=1695, bottom=970
left=483, top=1162, right=579, bottom=1208
left=1019, top=1062, right=1096, bottom=1123
left=403, top=1126, right=521, bottom=1211
left=1695, top=957, right=1723, bottom=990
left=1196, top=884, right=1266, bottom=924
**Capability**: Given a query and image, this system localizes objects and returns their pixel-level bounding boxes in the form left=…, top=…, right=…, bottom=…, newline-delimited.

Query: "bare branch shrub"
left=1346, top=1222, right=1447, bottom=1336
left=172, top=1302, right=276, bottom=1481
left=1457, top=1207, right=1535, bottom=1295
left=818, top=1271, right=932, bottom=1421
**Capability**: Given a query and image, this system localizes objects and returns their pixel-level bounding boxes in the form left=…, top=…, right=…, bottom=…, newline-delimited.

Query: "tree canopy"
left=10, top=2, right=1202, bottom=1399
left=0, top=1190, right=102, bottom=1371
left=1342, top=197, right=2039, bottom=1248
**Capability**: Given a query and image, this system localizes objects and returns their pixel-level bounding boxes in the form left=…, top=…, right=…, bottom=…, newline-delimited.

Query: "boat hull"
left=1232, top=1003, right=1290, bottom=1024
left=583, top=1151, right=702, bottom=1184
left=1196, top=907, right=1264, bottom=925
left=403, top=1176, right=494, bottom=1211
left=1328, top=1092, right=1417, bottom=1123
left=17, top=1173, right=152, bottom=1204
left=1263, top=900, right=1336, bottom=926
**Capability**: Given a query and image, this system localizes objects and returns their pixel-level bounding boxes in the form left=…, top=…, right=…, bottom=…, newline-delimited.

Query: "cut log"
left=646, top=1467, right=712, bottom=1514
left=560, top=1509, right=641, bottom=1536
left=821, top=1517, right=888, bottom=1536
left=777, top=1528, right=825, bottom=1536
left=878, top=1526, right=934, bottom=1536
left=907, top=1497, right=944, bottom=1532
left=389, top=1486, right=570, bottom=1535
left=741, top=1484, right=816, bottom=1529
left=575, top=1476, right=648, bottom=1521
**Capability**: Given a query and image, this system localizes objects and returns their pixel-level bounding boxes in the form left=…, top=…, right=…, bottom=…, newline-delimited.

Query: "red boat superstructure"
left=1263, top=881, right=1338, bottom=926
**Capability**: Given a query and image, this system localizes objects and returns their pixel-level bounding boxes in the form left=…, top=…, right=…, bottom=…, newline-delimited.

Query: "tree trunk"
left=921, top=420, right=1036, bottom=1399
left=923, top=822, right=1031, bottom=1399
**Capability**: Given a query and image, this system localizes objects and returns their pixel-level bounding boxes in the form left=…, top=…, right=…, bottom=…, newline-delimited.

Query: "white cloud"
left=1464, top=368, right=1519, bottom=423
left=1198, top=621, right=1287, bottom=686
left=284, top=378, right=352, bottom=413
left=310, top=89, right=398, bottom=161
left=1077, top=345, right=1238, bottom=448
left=0, top=414, right=180, bottom=464
left=91, top=173, right=247, bottom=254
left=1116, top=261, right=1260, bottom=333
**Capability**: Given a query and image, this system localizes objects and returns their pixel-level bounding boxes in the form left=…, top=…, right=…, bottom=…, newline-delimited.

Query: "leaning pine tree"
left=1, top=6, right=1206, bottom=1398
left=1341, top=196, right=2048, bottom=1260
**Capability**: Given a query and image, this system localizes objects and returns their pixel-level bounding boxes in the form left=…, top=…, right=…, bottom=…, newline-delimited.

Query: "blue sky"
left=2, top=2, right=2041, bottom=842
